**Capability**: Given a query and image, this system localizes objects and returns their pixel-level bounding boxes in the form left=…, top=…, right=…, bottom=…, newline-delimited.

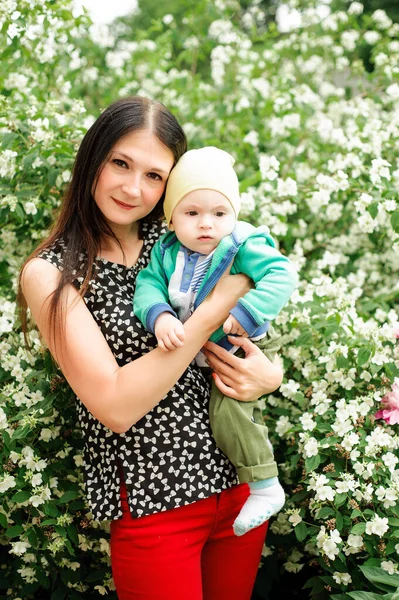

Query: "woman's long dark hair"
left=18, top=96, right=187, bottom=347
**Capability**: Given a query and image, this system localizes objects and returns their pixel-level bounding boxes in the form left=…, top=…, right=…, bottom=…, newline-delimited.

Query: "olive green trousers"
left=208, top=325, right=281, bottom=483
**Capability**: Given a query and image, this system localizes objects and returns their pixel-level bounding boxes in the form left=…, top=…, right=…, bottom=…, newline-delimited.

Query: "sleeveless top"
left=39, top=220, right=238, bottom=521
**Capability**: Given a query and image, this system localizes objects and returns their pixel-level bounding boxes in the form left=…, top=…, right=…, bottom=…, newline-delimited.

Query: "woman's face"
left=93, top=129, right=175, bottom=235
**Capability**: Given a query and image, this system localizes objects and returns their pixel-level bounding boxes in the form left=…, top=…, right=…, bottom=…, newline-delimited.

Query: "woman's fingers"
left=211, top=372, right=241, bottom=400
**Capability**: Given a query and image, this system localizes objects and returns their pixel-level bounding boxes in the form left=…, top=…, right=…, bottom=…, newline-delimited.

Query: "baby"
left=134, top=146, right=298, bottom=535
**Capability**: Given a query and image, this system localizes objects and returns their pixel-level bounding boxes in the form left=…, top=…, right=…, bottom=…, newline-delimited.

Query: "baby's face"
left=170, top=190, right=236, bottom=254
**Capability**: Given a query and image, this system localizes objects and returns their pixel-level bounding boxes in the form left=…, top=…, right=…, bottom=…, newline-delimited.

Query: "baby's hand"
left=222, top=314, right=248, bottom=337
left=154, top=313, right=185, bottom=351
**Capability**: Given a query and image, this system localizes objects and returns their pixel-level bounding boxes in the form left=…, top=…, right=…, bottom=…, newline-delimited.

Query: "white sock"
left=233, top=478, right=285, bottom=537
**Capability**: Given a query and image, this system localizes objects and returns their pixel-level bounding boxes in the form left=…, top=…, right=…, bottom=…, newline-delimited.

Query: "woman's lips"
left=112, top=197, right=136, bottom=210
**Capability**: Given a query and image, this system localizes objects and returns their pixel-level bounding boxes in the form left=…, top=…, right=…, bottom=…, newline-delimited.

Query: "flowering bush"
left=1, top=0, right=398, bottom=598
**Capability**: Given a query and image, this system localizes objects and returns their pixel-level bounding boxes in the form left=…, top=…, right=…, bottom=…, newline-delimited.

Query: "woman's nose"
left=122, top=180, right=140, bottom=197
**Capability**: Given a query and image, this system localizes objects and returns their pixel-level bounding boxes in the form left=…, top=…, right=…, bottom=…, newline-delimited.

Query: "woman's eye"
left=113, top=158, right=128, bottom=168
left=148, top=172, right=162, bottom=181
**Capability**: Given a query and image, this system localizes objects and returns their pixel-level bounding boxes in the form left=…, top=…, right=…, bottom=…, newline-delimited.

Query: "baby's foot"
left=233, top=478, right=285, bottom=537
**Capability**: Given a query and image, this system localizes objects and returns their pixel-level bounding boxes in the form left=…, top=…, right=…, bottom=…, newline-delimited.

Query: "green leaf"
left=0, top=513, right=8, bottom=528
left=43, top=502, right=60, bottom=518
left=27, top=527, right=38, bottom=548
left=295, top=330, right=313, bottom=346
left=305, top=454, right=321, bottom=472
left=317, top=506, right=336, bottom=519
left=11, top=490, right=31, bottom=503
left=368, top=202, right=378, bottom=219
left=360, top=566, right=399, bottom=589
left=41, top=519, right=57, bottom=526
left=357, top=348, right=372, bottom=367
left=5, top=525, right=24, bottom=538
left=58, top=491, right=81, bottom=504
left=334, top=493, right=347, bottom=507
left=294, top=521, right=308, bottom=542
left=2, top=430, right=12, bottom=449
left=391, top=211, right=399, bottom=233
left=51, top=584, right=67, bottom=600
left=11, top=424, right=31, bottom=440
left=348, top=593, right=391, bottom=600
left=337, top=354, right=350, bottom=369
left=66, top=524, right=79, bottom=545
left=388, top=518, right=399, bottom=527
left=351, top=522, right=366, bottom=535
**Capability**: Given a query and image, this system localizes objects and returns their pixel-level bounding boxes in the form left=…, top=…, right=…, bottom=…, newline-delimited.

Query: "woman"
left=20, top=96, right=283, bottom=599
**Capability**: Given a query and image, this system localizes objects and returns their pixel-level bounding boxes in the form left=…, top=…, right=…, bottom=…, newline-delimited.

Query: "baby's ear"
left=168, top=221, right=175, bottom=231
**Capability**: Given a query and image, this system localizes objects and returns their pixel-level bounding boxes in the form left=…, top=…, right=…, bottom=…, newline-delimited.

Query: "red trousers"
left=110, top=483, right=268, bottom=600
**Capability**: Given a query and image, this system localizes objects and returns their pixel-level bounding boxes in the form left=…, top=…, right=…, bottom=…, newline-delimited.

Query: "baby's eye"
left=187, top=211, right=198, bottom=216
left=215, top=211, right=225, bottom=217
left=113, top=158, right=128, bottom=168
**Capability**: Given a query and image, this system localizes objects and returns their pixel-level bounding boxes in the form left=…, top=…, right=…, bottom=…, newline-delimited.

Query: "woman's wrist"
left=188, top=303, right=220, bottom=337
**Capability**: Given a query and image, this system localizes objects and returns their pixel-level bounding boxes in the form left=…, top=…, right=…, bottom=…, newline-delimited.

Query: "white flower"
left=31, top=473, right=42, bottom=487
left=381, top=561, right=398, bottom=575
left=386, top=84, right=399, bottom=100
left=240, top=192, right=256, bottom=216
left=348, top=2, right=363, bottom=15
left=382, top=452, right=399, bottom=471
left=284, top=561, right=304, bottom=573
left=24, top=201, right=38, bottom=215
left=333, top=572, right=352, bottom=585
left=262, top=544, right=273, bottom=557
left=243, top=130, right=259, bottom=146
left=365, top=515, right=389, bottom=537
left=0, top=474, right=16, bottom=493
left=10, top=541, right=31, bottom=556
left=372, top=9, right=392, bottom=29
left=0, top=407, right=8, bottom=430
left=259, top=154, right=280, bottom=180
left=288, top=512, right=302, bottom=526
left=94, top=586, right=108, bottom=596
left=280, top=379, right=300, bottom=399
left=317, top=527, right=342, bottom=560
left=303, top=437, right=319, bottom=458
left=275, top=416, right=293, bottom=436
left=162, top=14, right=174, bottom=25
left=344, top=534, right=363, bottom=555
left=277, top=177, right=297, bottom=197
left=364, top=30, right=381, bottom=45
left=300, top=413, right=316, bottom=431
left=0, top=149, right=18, bottom=179
left=74, top=454, right=84, bottom=467
left=39, top=428, right=53, bottom=442
left=370, top=158, right=391, bottom=184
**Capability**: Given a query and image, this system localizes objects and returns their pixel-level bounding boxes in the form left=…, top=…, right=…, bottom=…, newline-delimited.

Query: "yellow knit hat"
left=164, top=146, right=241, bottom=227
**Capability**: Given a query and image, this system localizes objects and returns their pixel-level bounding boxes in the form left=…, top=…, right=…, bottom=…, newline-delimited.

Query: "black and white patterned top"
left=39, top=220, right=238, bottom=521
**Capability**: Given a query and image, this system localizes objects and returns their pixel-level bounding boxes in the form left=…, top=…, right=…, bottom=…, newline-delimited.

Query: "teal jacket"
left=134, top=221, right=298, bottom=347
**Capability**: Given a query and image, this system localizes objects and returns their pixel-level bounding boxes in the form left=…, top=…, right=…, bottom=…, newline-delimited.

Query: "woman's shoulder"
left=142, top=218, right=168, bottom=250
left=36, top=237, right=69, bottom=272
left=21, top=256, right=62, bottom=302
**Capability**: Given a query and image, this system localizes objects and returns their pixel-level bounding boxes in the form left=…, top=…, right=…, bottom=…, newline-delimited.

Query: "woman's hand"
left=202, top=336, right=283, bottom=401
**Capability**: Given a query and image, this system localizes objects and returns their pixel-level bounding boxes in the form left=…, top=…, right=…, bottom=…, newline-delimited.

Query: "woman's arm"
left=22, top=258, right=251, bottom=434
left=202, top=336, right=283, bottom=401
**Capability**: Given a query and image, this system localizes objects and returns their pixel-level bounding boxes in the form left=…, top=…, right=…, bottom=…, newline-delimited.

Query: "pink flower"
left=394, top=322, right=399, bottom=339
left=375, top=378, right=399, bottom=424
